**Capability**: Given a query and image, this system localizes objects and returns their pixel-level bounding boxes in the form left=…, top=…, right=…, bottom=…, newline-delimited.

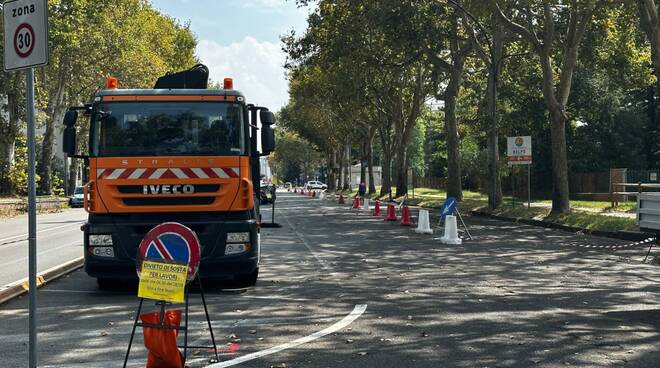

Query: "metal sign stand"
left=262, top=187, right=281, bottom=228
left=123, top=278, right=219, bottom=367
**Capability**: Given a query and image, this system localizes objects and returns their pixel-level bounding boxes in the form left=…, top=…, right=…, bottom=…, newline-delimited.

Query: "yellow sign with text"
left=138, top=260, right=188, bottom=303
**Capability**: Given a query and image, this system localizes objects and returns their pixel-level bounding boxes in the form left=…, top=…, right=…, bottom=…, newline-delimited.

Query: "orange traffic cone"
left=400, top=205, right=411, bottom=226
left=384, top=203, right=397, bottom=221
left=339, top=194, right=345, bottom=204
left=141, top=310, right=184, bottom=368
left=352, top=196, right=361, bottom=209
left=373, top=200, right=381, bottom=216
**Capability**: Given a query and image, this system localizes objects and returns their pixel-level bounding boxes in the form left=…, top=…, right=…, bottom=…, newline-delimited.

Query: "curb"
left=0, top=257, right=84, bottom=306
left=471, top=210, right=654, bottom=242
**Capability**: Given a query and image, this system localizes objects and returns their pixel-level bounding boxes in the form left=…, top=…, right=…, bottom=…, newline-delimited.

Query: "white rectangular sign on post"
left=507, top=136, right=532, bottom=165
left=3, top=0, right=49, bottom=71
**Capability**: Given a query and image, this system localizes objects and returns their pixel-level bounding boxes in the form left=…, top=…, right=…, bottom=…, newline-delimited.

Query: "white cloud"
left=196, top=37, right=288, bottom=111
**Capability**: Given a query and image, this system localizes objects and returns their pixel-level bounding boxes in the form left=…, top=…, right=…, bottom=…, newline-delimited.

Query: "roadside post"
left=124, top=222, right=219, bottom=367
left=3, top=1, right=49, bottom=367
left=262, top=185, right=281, bottom=228
left=506, top=136, right=532, bottom=209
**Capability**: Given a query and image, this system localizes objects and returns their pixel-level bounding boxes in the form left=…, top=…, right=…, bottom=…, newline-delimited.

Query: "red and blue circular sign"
left=137, top=222, right=201, bottom=281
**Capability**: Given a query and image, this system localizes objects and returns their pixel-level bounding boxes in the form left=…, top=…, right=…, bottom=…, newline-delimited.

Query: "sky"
left=149, top=0, right=311, bottom=111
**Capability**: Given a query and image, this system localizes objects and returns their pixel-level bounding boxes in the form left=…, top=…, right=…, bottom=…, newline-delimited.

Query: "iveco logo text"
left=143, top=185, right=195, bottom=195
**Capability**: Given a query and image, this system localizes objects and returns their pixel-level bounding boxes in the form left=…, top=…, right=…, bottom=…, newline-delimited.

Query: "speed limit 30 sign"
left=3, top=0, right=48, bottom=71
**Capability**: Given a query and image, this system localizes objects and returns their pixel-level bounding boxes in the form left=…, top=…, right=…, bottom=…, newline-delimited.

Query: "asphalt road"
left=0, top=208, right=86, bottom=287
left=1, top=193, right=659, bottom=367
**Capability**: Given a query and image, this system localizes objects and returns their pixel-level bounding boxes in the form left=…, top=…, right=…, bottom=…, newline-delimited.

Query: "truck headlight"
left=226, top=232, right=250, bottom=243
left=89, top=234, right=113, bottom=246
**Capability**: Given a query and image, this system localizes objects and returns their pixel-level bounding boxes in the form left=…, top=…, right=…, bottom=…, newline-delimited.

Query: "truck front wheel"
left=97, top=277, right=118, bottom=290
left=234, top=268, right=258, bottom=287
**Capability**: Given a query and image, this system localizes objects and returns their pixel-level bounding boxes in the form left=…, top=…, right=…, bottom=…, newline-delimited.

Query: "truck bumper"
left=82, top=212, right=259, bottom=280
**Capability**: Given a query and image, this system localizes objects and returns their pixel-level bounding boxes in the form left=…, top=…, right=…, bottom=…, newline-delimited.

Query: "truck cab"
left=62, top=69, right=275, bottom=288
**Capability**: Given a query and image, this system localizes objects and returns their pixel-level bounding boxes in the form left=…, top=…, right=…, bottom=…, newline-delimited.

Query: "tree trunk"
left=539, top=50, right=571, bottom=213
left=67, top=157, right=78, bottom=195
left=445, top=93, right=462, bottom=201
left=487, top=13, right=504, bottom=210
left=359, top=136, right=366, bottom=186
left=343, top=141, right=350, bottom=190
left=379, top=128, right=392, bottom=198
left=394, top=145, right=408, bottom=197
left=367, top=131, right=376, bottom=194
left=39, top=68, right=67, bottom=195
left=327, top=149, right=336, bottom=191
left=549, top=108, right=571, bottom=213
left=337, top=146, right=343, bottom=191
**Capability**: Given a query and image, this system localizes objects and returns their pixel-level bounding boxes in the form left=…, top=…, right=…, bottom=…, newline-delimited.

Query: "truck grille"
left=117, top=184, right=220, bottom=194
left=122, top=197, right=215, bottom=206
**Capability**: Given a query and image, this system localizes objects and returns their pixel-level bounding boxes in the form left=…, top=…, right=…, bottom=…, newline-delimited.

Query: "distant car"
left=69, top=186, right=84, bottom=208
left=304, top=181, right=327, bottom=190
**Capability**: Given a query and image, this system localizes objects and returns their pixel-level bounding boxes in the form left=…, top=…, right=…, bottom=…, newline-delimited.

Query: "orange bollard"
left=141, top=310, right=184, bottom=368
left=339, top=194, right=345, bottom=204
left=352, top=196, right=361, bottom=209
left=373, top=199, right=382, bottom=216
left=400, top=205, right=411, bottom=226
left=384, top=203, right=397, bottom=221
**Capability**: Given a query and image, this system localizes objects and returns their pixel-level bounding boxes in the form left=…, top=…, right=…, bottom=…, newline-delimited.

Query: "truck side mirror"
left=261, top=125, right=275, bottom=156
left=260, top=110, right=276, bottom=156
left=62, top=110, right=77, bottom=156
left=260, top=110, right=275, bottom=125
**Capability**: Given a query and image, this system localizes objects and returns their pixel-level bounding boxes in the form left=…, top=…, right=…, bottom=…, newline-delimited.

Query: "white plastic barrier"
left=414, top=209, right=433, bottom=234
left=440, top=215, right=462, bottom=244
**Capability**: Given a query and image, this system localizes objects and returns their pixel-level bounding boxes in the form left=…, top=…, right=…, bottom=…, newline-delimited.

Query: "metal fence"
left=412, top=176, right=446, bottom=190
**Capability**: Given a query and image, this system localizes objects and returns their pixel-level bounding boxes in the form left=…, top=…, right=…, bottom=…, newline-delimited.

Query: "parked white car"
left=304, top=181, right=328, bottom=190
left=69, top=186, right=84, bottom=208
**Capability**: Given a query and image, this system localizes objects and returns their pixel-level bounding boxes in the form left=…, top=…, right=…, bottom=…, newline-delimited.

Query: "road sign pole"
left=527, top=164, right=531, bottom=209
left=27, top=66, right=38, bottom=368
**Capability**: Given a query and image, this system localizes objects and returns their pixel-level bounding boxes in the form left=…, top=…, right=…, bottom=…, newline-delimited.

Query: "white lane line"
left=0, top=222, right=83, bottom=244
left=278, top=207, right=332, bottom=271
left=207, top=304, right=367, bottom=368
left=4, top=242, right=81, bottom=268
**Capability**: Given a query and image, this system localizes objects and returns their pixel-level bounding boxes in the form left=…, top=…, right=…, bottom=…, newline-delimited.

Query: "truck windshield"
left=91, top=101, right=245, bottom=156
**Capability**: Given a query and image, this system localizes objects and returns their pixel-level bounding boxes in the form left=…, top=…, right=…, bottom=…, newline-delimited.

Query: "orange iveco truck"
left=61, top=65, right=275, bottom=288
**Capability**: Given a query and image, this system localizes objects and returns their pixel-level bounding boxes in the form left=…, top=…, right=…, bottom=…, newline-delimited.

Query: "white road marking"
left=4, top=242, right=81, bottom=268
left=278, top=207, right=332, bottom=271
left=207, top=304, right=367, bottom=367
left=0, top=222, right=83, bottom=244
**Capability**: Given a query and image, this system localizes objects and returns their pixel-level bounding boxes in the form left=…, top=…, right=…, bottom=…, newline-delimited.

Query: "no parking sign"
left=137, top=222, right=201, bottom=281
left=136, top=222, right=201, bottom=302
